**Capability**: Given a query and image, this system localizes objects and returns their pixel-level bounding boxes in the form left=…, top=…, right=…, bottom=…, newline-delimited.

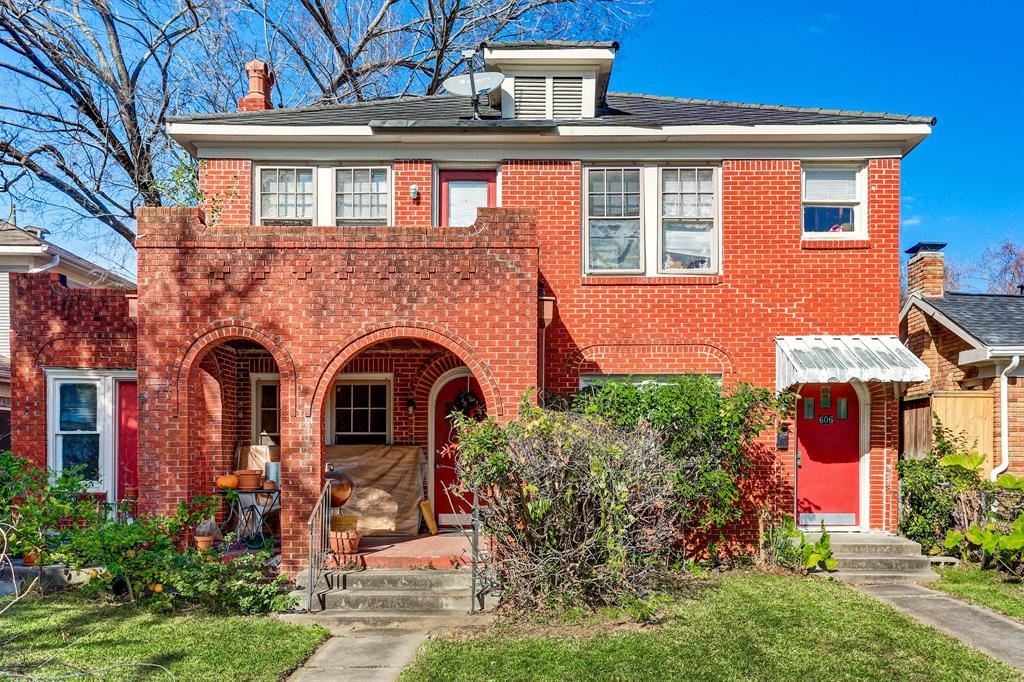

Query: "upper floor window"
left=336, top=167, right=389, bottom=225
left=258, top=167, right=314, bottom=226
left=801, top=165, right=867, bottom=238
left=584, top=165, right=720, bottom=276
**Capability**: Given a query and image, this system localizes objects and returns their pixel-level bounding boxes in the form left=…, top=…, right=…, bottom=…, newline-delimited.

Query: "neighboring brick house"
left=900, top=242, right=1024, bottom=480
left=12, top=40, right=934, bottom=570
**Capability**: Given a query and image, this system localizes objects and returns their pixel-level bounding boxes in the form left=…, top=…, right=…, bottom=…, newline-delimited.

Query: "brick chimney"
left=238, top=60, right=274, bottom=111
left=906, top=241, right=947, bottom=299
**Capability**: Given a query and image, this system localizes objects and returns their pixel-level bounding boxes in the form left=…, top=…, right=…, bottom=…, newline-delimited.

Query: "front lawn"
left=0, top=592, right=327, bottom=681
left=933, top=566, right=1024, bottom=622
left=400, top=573, right=1018, bottom=682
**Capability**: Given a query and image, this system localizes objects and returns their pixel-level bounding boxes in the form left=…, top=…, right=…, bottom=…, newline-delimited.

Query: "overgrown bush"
left=898, top=419, right=992, bottom=554
left=573, top=376, right=790, bottom=535
left=451, top=403, right=679, bottom=610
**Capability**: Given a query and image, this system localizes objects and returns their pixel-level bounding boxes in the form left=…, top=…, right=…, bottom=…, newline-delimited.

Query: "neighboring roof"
left=0, top=220, right=135, bottom=288
left=479, top=40, right=619, bottom=50
left=167, top=92, right=936, bottom=128
left=928, top=292, right=1024, bottom=347
left=775, top=335, right=930, bottom=391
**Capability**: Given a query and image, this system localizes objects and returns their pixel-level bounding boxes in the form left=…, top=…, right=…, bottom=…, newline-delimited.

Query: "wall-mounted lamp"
left=406, top=397, right=417, bottom=414
left=409, top=184, right=420, bottom=200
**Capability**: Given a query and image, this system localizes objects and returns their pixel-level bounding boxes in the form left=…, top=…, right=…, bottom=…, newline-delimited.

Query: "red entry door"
left=433, top=374, right=485, bottom=526
left=439, top=170, right=496, bottom=226
left=796, top=383, right=860, bottom=528
left=117, top=381, right=139, bottom=500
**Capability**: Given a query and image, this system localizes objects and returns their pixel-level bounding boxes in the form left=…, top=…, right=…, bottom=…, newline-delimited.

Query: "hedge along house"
left=11, top=41, right=934, bottom=572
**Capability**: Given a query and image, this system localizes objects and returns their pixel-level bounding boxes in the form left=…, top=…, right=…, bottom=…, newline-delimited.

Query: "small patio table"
left=218, top=488, right=281, bottom=549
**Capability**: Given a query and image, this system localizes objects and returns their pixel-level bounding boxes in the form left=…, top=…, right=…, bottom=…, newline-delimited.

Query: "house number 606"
left=818, top=415, right=834, bottom=425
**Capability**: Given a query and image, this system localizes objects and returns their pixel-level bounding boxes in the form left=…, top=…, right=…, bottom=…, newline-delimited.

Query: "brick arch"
left=174, top=321, right=297, bottom=418
left=309, top=323, right=502, bottom=420
left=32, top=332, right=136, bottom=369
left=567, top=341, right=734, bottom=380
left=411, top=351, right=466, bottom=405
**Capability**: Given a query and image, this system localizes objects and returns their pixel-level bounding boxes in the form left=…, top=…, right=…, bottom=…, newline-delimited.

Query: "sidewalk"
left=860, top=583, right=1024, bottom=671
left=289, top=630, right=427, bottom=682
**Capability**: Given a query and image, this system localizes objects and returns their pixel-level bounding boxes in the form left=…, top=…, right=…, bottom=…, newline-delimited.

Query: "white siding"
left=0, top=277, right=10, bottom=358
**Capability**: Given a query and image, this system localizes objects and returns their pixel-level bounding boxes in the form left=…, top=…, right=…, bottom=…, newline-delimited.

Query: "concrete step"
left=278, top=609, right=493, bottom=633
left=834, top=555, right=933, bottom=572
left=322, top=587, right=472, bottom=611
left=341, top=569, right=471, bottom=591
left=830, top=569, right=939, bottom=586
left=808, top=534, right=923, bottom=558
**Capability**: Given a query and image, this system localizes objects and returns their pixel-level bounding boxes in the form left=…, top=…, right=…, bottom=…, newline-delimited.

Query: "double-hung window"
left=331, top=377, right=391, bottom=445
left=660, top=168, right=718, bottom=273
left=801, top=165, right=866, bottom=237
left=584, top=167, right=643, bottom=273
left=335, top=167, right=389, bottom=225
left=257, top=167, right=314, bottom=226
left=251, top=374, right=280, bottom=445
left=55, top=382, right=102, bottom=482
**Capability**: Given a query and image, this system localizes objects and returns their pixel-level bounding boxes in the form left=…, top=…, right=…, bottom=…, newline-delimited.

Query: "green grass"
left=400, top=573, right=1019, bottom=682
left=933, top=566, right=1024, bottom=622
left=0, top=592, right=328, bottom=681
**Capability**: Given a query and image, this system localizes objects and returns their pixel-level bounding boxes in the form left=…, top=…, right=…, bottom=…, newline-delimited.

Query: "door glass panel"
left=837, top=398, right=848, bottom=420
left=803, top=398, right=814, bottom=420
left=446, top=180, right=489, bottom=227
left=820, top=386, right=831, bottom=409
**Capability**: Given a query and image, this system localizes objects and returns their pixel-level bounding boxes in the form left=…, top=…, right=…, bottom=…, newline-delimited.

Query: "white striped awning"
left=775, top=335, right=930, bottom=391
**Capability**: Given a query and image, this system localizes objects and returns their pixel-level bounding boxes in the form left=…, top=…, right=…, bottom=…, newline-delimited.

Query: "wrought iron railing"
left=306, top=482, right=332, bottom=611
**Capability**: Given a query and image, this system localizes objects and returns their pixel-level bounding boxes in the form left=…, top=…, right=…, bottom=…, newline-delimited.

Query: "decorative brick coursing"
left=9, top=273, right=137, bottom=472
left=134, top=206, right=538, bottom=570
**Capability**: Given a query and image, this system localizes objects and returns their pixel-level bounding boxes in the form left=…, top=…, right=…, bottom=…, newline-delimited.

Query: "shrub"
left=572, top=376, right=790, bottom=535
left=759, top=512, right=802, bottom=569
left=898, top=419, right=992, bottom=554
left=451, top=403, right=679, bottom=610
left=171, top=546, right=296, bottom=614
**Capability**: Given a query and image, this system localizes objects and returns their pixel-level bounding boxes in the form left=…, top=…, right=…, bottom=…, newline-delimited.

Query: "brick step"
left=278, top=609, right=494, bottom=633
left=322, top=587, right=473, bottom=611
left=834, top=555, right=933, bottom=572
left=830, top=569, right=938, bottom=586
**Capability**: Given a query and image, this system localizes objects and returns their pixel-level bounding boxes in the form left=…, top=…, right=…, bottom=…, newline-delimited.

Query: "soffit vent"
left=514, top=76, right=547, bottom=119
left=552, top=76, right=584, bottom=119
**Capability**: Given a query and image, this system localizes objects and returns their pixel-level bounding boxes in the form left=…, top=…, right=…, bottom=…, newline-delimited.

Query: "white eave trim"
left=959, top=346, right=1024, bottom=366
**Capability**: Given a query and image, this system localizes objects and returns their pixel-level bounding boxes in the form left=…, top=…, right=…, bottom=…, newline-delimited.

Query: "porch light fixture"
left=409, top=184, right=419, bottom=200
left=406, top=397, right=416, bottom=413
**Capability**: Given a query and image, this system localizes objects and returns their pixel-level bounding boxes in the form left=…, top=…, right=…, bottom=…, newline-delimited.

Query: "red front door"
left=117, top=381, right=138, bottom=500
left=433, top=373, right=485, bottom=526
left=796, top=383, right=860, bottom=528
left=439, top=170, right=496, bottom=226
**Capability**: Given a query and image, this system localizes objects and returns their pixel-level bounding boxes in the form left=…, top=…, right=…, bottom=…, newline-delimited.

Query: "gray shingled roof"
left=0, top=220, right=135, bottom=287
left=167, top=92, right=935, bottom=127
left=930, top=292, right=1024, bottom=347
left=0, top=221, right=46, bottom=246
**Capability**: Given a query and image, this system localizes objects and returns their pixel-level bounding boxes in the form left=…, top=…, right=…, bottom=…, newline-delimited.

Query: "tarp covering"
left=775, top=335, right=930, bottom=391
left=325, top=444, right=424, bottom=536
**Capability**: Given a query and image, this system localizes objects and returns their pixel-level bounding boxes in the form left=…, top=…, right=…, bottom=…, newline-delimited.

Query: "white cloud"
left=902, top=216, right=922, bottom=226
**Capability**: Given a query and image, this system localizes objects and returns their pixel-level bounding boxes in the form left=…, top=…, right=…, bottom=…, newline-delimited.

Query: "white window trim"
left=331, top=165, right=393, bottom=226
left=250, top=372, right=280, bottom=445
left=656, top=166, right=722, bottom=276
left=582, top=165, right=646, bottom=276
left=800, top=162, right=869, bottom=240
left=431, top=164, right=501, bottom=227
left=45, top=369, right=136, bottom=502
left=324, top=373, right=393, bottom=445
left=254, top=165, right=317, bottom=225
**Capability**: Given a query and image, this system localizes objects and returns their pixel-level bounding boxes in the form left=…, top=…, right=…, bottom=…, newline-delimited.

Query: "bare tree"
left=978, top=240, right=1024, bottom=295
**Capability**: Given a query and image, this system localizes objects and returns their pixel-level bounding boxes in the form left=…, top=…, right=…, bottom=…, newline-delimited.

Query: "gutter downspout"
left=994, top=355, right=1021, bottom=482
left=29, top=252, right=60, bottom=273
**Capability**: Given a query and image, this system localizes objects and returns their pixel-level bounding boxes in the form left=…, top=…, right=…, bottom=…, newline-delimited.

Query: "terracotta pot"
left=234, top=469, right=262, bottom=489
left=21, top=551, right=38, bottom=567
left=194, top=535, right=215, bottom=551
left=263, top=480, right=277, bottom=491
left=216, top=475, right=239, bottom=490
left=329, top=529, right=361, bottom=554
left=124, top=486, right=139, bottom=499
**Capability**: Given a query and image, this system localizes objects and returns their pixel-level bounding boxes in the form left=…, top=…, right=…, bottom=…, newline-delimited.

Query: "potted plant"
left=194, top=517, right=220, bottom=551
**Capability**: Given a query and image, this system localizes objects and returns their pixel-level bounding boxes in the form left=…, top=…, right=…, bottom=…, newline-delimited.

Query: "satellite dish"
left=442, top=71, right=504, bottom=98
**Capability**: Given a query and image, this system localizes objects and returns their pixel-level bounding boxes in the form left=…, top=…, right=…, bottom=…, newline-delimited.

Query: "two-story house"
left=11, top=40, right=932, bottom=571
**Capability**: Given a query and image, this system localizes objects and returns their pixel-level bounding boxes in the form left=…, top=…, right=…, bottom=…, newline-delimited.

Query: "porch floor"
left=341, top=532, right=472, bottom=570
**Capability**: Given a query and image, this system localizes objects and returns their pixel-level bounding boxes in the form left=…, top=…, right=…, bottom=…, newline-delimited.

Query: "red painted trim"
left=438, top=170, right=497, bottom=226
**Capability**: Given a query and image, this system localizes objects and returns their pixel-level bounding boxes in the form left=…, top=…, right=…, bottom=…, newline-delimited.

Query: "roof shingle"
left=930, top=292, right=1024, bottom=347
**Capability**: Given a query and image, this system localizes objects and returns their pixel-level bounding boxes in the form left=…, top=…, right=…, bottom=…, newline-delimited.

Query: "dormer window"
left=511, top=75, right=586, bottom=119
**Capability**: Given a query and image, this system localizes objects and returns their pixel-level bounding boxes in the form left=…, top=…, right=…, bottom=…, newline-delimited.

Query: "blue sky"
left=43, top=0, right=1023, bottom=281
left=612, top=1, right=1024, bottom=276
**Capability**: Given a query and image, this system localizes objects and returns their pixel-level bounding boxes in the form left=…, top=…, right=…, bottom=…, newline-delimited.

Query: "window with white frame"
left=335, top=167, right=390, bottom=225
left=584, top=167, right=643, bottom=273
left=331, top=377, right=391, bottom=445
left=251, top=375, right=280, bottom=445
left=257, top=167, right=314, bottom=226
left=660, top=168, right=718, bottom=273
left=801, top=165, right=866, bottom=237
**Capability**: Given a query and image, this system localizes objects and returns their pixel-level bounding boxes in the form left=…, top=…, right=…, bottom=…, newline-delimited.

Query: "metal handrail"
left=306, top=482, right=332, bottom=611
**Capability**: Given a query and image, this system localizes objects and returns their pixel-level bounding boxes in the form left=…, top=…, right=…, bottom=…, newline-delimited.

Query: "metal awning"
left=775, top=335, right=930, bottom=391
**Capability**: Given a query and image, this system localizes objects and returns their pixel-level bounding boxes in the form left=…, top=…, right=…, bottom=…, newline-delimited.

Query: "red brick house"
left=12, top=41, right=934, bottom=571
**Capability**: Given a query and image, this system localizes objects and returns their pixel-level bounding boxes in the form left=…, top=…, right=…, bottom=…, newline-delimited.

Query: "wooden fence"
left=901, top=390, right=994, bottom=476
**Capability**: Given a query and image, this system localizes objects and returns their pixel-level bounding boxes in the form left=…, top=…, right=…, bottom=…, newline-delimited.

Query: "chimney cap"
left=905, top=241, right=947, bottom=256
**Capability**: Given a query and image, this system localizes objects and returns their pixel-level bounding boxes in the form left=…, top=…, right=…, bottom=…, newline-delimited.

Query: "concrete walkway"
left=289, top=630, right=427, bottom=682
left=860, top=583, right=1024, bottom=671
